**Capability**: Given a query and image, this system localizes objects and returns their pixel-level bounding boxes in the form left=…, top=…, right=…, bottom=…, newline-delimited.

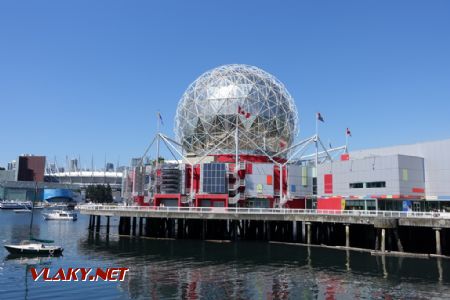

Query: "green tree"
left=105, top=184, right=113, bottom=203
left=85, top=184, right=113, bottom=203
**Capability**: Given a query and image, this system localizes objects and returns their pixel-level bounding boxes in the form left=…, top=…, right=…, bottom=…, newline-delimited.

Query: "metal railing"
left=77, top=204, right=450, bottom=219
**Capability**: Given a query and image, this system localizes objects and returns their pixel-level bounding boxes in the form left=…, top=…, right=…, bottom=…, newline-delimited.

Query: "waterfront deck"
left=78, top=205, right=450, bottom=228
left=79, top=204, right=450, bottom=256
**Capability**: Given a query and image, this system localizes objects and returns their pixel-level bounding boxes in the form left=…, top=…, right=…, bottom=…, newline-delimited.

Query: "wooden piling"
left=435, top=228, right=442, bottom=255
left=345, top=224, right=350, bottom=248
left=95, top=216, right=101, bottom=233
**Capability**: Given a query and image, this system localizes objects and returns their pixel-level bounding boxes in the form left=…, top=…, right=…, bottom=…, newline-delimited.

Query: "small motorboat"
left=0, top=200, right=32, bottom=210
left=4, top=240, right=63, bottom=256
left=43, top=210, right=77, bottom=221
left=14, top=209, right=32, bottom=213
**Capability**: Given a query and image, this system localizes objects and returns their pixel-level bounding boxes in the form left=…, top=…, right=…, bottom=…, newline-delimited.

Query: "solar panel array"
left=202, top=163, right=227, bottom=194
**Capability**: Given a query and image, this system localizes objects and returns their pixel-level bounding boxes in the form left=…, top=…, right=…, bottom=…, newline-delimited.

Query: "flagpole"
left=345, top=129, right=349, bottom=153
left=315, top=113, right=319, bottom=177
left=235, top=110, right=239, bottom=173
left=156, top=111, right=160, bottom=168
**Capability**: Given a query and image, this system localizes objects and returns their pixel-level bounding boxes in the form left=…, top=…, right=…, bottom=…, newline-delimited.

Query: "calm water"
left=1, top=210, right=450, bottom=299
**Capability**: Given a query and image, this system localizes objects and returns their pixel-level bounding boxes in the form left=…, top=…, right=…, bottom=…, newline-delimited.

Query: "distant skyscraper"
left=16, top=155, right=46, bottom=182
left=130, top=158, right=141, bottom=168
left=106, top=163, right=114, bottom=172
left=7, top=160, right=16, bottom=170
left=70, top=159, right=78, bottom=172
left=47, top=163, right=57, bottom=174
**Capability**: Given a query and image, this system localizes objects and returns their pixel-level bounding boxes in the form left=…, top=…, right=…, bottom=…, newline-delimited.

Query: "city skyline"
left=1, top=1, right=450, bottom=167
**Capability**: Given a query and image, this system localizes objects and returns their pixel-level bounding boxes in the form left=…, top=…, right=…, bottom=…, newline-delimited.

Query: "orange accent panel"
left=412, top=188, right=425, bottom=193
left=266, top=175, right=273, bottom=185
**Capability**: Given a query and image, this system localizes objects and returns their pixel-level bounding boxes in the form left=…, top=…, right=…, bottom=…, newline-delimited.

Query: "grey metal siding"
left=318, top=154, right=424, bottom=198
left=287, top=165, right=313, bottom=198
left=245, top=163, right=274, bottom=198
left=350, top=139, right=450, bottom=198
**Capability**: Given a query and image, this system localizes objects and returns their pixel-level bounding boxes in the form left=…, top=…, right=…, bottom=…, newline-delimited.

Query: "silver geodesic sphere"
left=174, top=64, right=299, bottom=157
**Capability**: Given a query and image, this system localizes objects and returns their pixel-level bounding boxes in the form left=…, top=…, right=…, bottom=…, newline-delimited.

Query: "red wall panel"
left=324, top=174, right=333, bottom=194
left=317, top=197, right=342, bottom=210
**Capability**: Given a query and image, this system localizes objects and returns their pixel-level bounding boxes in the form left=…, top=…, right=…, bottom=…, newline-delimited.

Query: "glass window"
left=349, top=182, right=363, bottom=189
left=365, top=181, right=386, bottom=188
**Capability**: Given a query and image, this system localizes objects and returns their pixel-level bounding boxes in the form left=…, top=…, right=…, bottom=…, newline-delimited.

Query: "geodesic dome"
left=174, top=64, right=299, bottom=157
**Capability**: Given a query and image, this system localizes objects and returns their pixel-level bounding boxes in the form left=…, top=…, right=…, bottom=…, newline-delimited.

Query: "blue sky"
left=1, top=1, right=449, bottom=168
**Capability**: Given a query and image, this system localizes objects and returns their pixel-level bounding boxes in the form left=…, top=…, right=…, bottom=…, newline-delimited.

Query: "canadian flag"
left=238, top=106, right=250, bottom=119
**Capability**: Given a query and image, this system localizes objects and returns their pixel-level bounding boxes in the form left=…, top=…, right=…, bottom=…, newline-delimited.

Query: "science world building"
left=126, top=64, right=450, bottom=212
left=127, top=64, right=317, bottom=208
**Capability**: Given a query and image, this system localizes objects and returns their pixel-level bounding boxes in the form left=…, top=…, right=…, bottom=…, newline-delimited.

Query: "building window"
left=366, top=181, right=386, bottom=188
left=349, top=182, right=363, bottom=189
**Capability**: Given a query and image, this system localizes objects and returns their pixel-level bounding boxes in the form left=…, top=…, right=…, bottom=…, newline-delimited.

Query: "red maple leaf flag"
left=238, top=106, right=251, bottom=118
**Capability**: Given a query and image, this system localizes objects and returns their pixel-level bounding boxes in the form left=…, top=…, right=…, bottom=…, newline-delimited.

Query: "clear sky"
left=1, top=1, right=449, bottom=169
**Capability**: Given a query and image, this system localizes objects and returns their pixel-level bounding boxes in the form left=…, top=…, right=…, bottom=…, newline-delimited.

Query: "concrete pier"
left=306, top=222, right=311, bottom=245
left=435, top=228, right=442, bottom=255
left=345, top=224, right=350, bottom=248
left=81, top=205, right=450, bottom=256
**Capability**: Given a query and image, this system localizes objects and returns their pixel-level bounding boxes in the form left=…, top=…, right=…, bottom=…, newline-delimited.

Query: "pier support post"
left=96, top=216, right=101, bottom=233
left=132, top=217, right=137, bottom=236
left=435, top=228, right=442, bottom=255
left=139, top=218, right=143, bottom=236
left=92, top=215, right=96, bottom=231
left=374, top=229, right=380, bottom=250
left=88, top=215, right=93, bottom=230
left=266, top=221, right=271, bottom=241
left=202, top=220, right=206, bottom=240
left=119, top=217, right=131, bottom=235
left=393, top=228, right=403, bottom=252
left=233, top=221, right=238, bottom=241
left=306, top=222, right=311, bottom=245
left=345, top=224, right=350, bottom=248
left=381, top=228, right=386, bottom=252
left=292, top=221, right=297, bottom=242
left=145, top=218, right=151, bottom=237
left=301, top=222, right=305, bottom=242
left=106, top=216, right=110, bottom=235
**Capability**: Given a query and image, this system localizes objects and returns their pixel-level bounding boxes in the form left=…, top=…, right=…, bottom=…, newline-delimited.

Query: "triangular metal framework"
left=174, top=65, right=299, bottom=158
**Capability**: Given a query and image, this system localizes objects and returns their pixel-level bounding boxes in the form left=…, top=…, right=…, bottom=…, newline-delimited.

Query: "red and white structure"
left=126, top=65, right=345, bottom=209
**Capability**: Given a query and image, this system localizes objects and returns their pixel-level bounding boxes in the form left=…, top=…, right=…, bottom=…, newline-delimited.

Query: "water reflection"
left=2, top=211, right=450, bottom=300
left=3, top=255, right=52, bottom=300
left=78, top=235, right=450, bottom=299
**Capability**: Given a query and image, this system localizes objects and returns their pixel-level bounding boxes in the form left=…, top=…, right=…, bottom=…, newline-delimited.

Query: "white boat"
left=3, top=183, right=64, bottom=257
left=4, top=240, right=63, bottom=256
left=43, top=210, right=77, bottom=221
left=14, top=209, right=32, bottom=213
left=0, top=200, right=32, bottom=210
